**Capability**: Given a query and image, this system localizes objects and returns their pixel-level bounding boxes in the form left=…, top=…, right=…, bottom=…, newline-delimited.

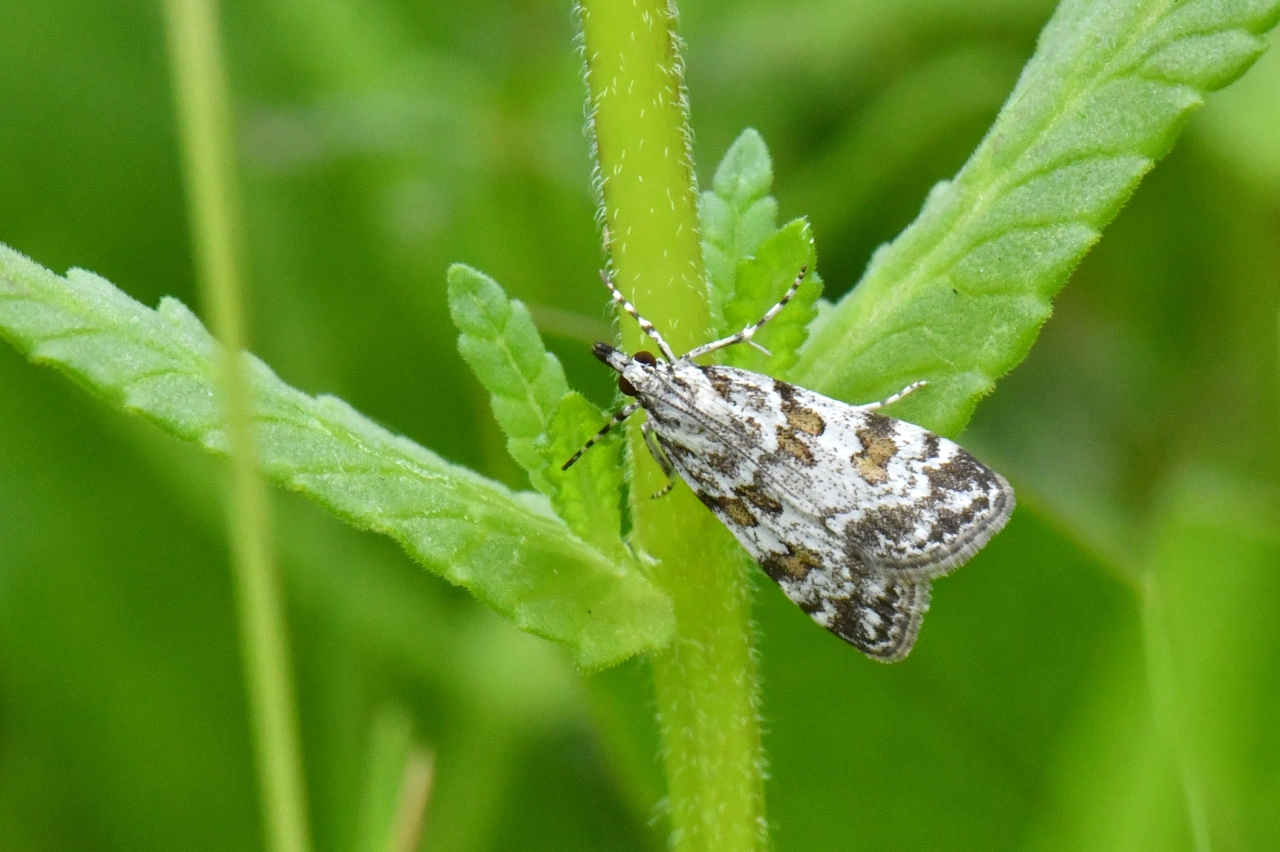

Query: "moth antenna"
left=562, top=402, right=641, bottom=471
left=685, top=265, right=807, bottom=360
left=599, top=270, right=678, bottom=362
left=857, top=380, right=928, bottom=412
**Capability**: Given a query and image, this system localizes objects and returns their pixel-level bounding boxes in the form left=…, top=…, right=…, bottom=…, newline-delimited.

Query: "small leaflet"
left=565, top=268, right=1015, bottom=662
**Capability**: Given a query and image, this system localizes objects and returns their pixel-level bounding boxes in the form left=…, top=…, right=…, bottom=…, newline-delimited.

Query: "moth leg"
left=598, top=270, right=678, bottom=362
left=856, top=380, right=928, bottom=412
left=562, top=401, right=641, bottom=471
left=684, top=265, right=807, bottom=360
left=642, top=420, right=676, bottom=498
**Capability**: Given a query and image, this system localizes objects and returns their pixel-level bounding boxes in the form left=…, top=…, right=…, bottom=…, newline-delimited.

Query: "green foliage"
left=700, top=129, right=823, bottom=373
left=447, top=263, right=570, bottom=493
left=0, top=245, right=673, bottom=670
left=792, top=0, right=1280, bottom=437
left=538, top=392, right=629, bottom=565
left=447, top=263, right=631, bottom=565
left=700, top=128, right=780, bottom=330
left=719, top=219, right=822, bottom=374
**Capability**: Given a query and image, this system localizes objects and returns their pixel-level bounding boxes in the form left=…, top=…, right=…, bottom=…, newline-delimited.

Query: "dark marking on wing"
left=761, top=543, right=822, bottom=582
left=927, top=450, right=995, bottom=496
left=663, top=439, right=694, bottom=464
left=827, top=577, right=929, bottom=663
left=843, top=445, right=1014, bottom=577
left=927, top=493, right=990, bottom=540
left=860, top=411, right=896, bottom=440
left=844, top=504, right=918, bottom=556
left=646, top=408, right=681, bottom=430
left=705, top=451, right=740, bottom=478
left=734, top=472, right=782, bottom=516
left=695, top=491, right=759, bottom=528
left=703, top=366, right=735, bottom=401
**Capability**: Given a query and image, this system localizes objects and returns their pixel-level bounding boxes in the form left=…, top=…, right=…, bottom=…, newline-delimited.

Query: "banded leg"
left=598, top=270, right=677, bottom=362
left=856, top=380, right=928, bottom=411
left=684, top=265, right=807, bottom=360
left=642, top=420, right=676, bottom=498
left=562, top=401, right=641, bottom=471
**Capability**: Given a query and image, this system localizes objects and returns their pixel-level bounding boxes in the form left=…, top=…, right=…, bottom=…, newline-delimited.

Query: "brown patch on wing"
left=775, top=425, right=816, bottom=465
left=762, top=543, right=823, bottom=582
left=776, top=381, right=825, bottom=435
left=852, top=428, right=898, bottom=485
left=767, top=382, right=823, bottom=464
left=695, top=491, right=759, bottom=527
left=787, top=407, right=825, bottom=436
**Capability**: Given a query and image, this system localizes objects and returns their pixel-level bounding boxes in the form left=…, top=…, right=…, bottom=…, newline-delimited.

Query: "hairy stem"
left=163, top=3, right=312, bottom=851
left=579, top=1, right=765, bottom=849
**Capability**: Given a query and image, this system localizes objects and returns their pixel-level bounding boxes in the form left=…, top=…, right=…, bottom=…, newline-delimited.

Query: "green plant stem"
left=579, top=2, right=765, bottom=850
left=163, top=3, right=312, bottom=852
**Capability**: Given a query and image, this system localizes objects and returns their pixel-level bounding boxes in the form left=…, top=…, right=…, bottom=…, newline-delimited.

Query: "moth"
left=564, top=268, right=1015, bottom=662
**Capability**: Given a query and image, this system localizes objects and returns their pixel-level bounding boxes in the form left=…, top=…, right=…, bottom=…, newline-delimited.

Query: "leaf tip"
left=712, top=127, right=773, bottom=206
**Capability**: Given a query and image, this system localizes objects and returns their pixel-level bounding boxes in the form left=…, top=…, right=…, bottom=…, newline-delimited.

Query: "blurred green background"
left=1, top=1, right=1278, bottom=850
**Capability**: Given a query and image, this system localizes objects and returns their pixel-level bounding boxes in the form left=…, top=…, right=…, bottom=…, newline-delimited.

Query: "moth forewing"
left=745, top=376, right=1016, bottom=580
left=642, top=368, right=1014, bottom=568
left=573, top=268, right=1015, bottom=662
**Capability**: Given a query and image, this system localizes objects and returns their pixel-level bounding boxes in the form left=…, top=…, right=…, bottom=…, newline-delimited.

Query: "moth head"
left=592, top=343, right=659, bottom=397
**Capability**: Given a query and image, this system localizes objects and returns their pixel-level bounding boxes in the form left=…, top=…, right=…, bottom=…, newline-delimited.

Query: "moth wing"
left=678, top=476, right=931, bottom=662
left=698, top=369, right=1014, bottom=580
left=644, top=364, right=1006, bottom=661
left=757, top=544, right=932, bottom=662
left=832, top=575, right=930, bottom=663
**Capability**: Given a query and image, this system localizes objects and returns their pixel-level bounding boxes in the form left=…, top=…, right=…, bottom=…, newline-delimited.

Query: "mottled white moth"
left=564, top=269, right=1015, bottom=662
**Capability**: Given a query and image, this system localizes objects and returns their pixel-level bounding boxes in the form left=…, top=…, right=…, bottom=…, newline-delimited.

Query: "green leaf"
left=447, top=263, right=570, bottom=493
left=700, top=132, right=822, bottom=374
left=449, top=263, right=630, bottom=564
left=0, top=243, right=674, bottom=669
left=700, top=128, right=780, bottom=333
left=537, top=392, right=629, bottom=565
left=791, top=0, right=1280, bottom=437
left=720, top=218, right=823, bottom=375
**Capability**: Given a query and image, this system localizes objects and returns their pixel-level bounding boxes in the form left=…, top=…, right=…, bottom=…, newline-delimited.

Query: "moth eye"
left=619, top=376, right=638, bottom=397
left=633, top=350, right=658, bottom=366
